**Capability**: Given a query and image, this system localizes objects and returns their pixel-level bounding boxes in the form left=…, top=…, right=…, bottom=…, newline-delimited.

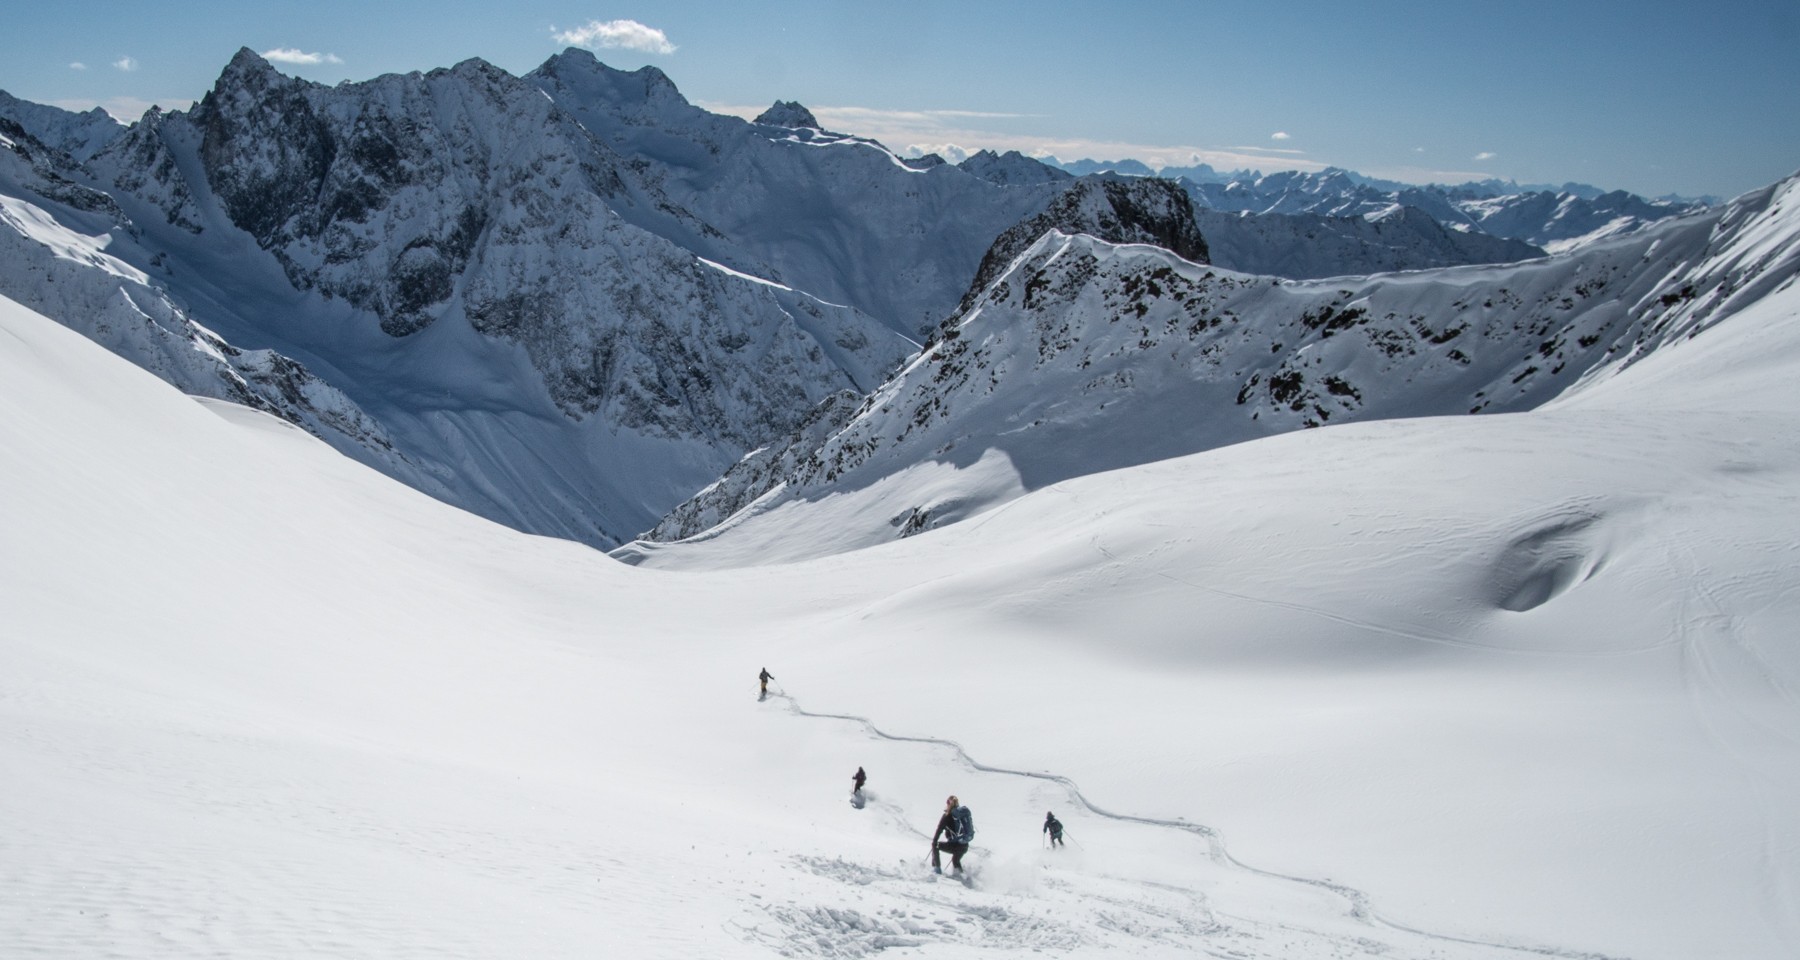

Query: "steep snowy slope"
left=0, top=124, right=416, bottom=483
left=7, top=241, right=1798, bottom=960
left=626, top=174, right=1795, bottom=564
left=528, top=49, right=1060, bottom=339
left=643, top=175, right=1211, bottom=544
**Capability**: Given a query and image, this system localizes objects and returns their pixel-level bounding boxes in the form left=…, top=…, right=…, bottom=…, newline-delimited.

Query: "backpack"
left=950, top=805, right=975, bottom=843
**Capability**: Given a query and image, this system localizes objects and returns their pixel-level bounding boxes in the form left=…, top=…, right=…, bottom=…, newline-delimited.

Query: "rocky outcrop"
left=955, top=175, right=1209, bottom=318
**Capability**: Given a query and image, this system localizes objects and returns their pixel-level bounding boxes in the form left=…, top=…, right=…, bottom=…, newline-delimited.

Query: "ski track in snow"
left=764, top=689, right=1628, bottom=960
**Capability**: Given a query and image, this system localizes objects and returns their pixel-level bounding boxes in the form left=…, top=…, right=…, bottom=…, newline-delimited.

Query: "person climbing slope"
left=929, top=794, right=975, bottom=875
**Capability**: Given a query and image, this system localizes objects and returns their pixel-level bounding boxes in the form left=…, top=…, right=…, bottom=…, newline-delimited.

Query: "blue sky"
left=3, top=0, right=1795, bottom=198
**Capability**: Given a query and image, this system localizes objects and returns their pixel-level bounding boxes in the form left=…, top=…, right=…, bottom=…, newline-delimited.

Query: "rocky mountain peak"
left=953, top=175, right=1209, bottom=318
left=440, top=56, right=513, bottom=86
left=754, top=101, right=820, bottom=129
left=215, top=47, right=285, bottom=93
left=532, top=49, right=690, bottom=110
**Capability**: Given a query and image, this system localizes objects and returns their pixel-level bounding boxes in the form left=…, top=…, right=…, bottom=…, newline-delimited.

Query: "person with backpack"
left=758, top=667, right=774, bottom=698
left=852, top=766, right=867, bottom=796
left=930, top=794, right=975, bottom=875
left=1043, top=811, right=1064, bottom=848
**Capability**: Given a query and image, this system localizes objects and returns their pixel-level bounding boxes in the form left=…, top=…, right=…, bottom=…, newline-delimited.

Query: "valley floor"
left=5, top=282, right=1800, bottom=959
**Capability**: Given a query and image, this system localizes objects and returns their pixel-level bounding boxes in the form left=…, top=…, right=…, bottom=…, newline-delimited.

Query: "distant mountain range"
left=0, top=49, right=1745, bottom=553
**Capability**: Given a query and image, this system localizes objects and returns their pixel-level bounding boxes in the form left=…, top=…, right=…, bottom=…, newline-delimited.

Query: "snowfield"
left=5, top=210, right=1799, bottom=960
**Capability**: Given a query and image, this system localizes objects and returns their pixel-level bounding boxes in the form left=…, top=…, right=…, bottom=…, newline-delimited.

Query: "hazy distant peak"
left=754, top=101, right=819, bottom=129
left=957, top=149, right=1072, bottom=186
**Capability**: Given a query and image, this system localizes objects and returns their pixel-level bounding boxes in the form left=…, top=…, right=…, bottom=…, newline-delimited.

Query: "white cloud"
left=262, top=48, right=344, bottom=66
left=1271, top=131, right=1291, bottom=141
left=904, top=143, right=970, bottom=163
left=68, top=62, right=87, bottom=71
left=552, top=19, right=677, bottom=55
left=1474, top=151, right=1497, bottom=161
left=112, top=57, right=138, bottom=72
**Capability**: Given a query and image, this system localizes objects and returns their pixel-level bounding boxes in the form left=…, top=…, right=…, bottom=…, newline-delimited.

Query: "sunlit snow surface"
left=5, top=231, right=1800, bottom=960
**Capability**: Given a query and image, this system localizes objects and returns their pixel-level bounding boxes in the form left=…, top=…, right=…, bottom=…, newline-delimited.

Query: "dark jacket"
left=933, top=806, right=972, bottom=845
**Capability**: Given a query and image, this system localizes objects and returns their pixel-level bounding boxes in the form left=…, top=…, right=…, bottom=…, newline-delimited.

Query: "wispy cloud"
left=68, top=62, right=87, bottom=71
left=910, top=143, right=972, bottom=163
left=1474, top=151, right=1497, bottom=161
left=553, top=19, right=677, bottom=54
left=112, top=57, right=138, bottom=72
left=1271, top=131, right=1291, bottom=141
left=262, top=48, right=344, bottom=66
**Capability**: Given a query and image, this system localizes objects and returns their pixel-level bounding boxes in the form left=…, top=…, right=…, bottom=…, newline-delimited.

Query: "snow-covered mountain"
left=639, top=175, right=1211, bottom=545
left=1184, top=167, right=1706, bottom=253
left=0, top=48, right=1745, bottom=554
left=0, top=49, right=1081, bottom=547
left=956, top=149, right=1075, bottom=187
left=1195, top=204, right=1545, bottom=278
left=7, top=209, right=1799, bottom=957
left=0, top=89, right=124, bottom=161
left=525, top=49, right=1061, bottom=338
left=5, top=46, right=1800, bottom=960
left=624, top=172, right=1794, bottom=564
